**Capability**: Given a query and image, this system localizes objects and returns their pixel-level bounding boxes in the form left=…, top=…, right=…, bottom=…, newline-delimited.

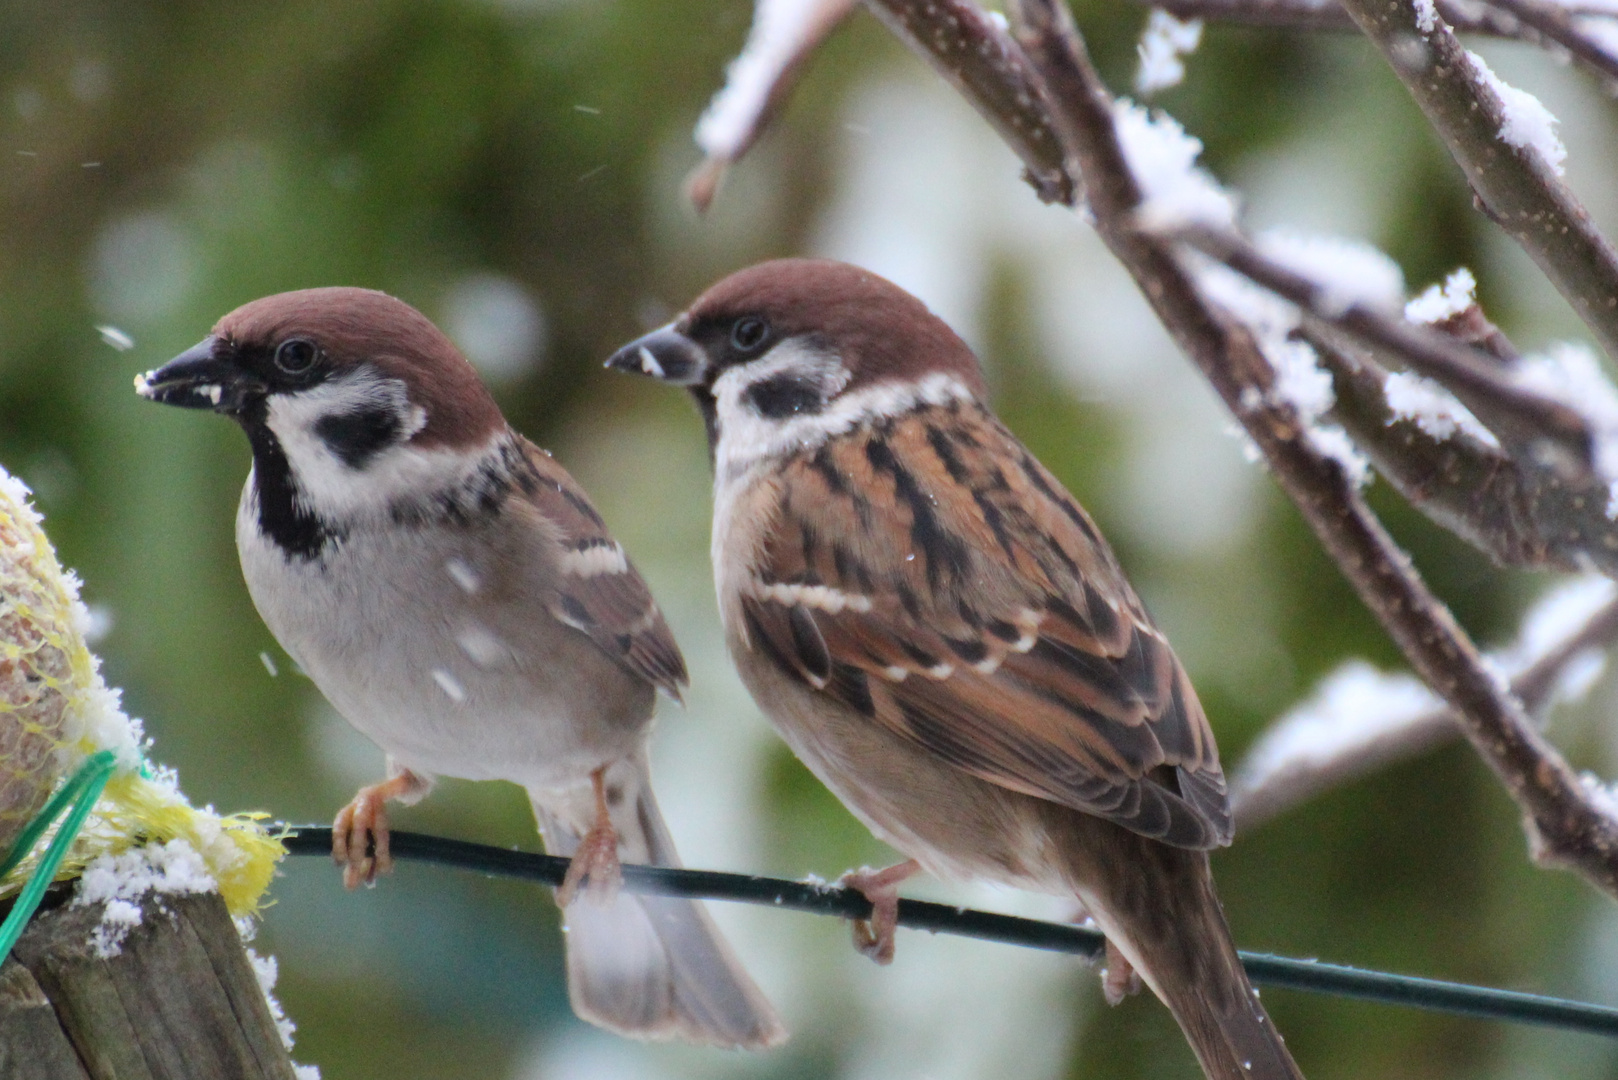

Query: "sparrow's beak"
left=604, top=324, right=709, bottom=386
left=134, top=337, right=261, bottom=415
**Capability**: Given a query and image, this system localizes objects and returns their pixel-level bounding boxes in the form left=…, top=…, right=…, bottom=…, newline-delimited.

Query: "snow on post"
left=0, top=462, right=317, bottom=1078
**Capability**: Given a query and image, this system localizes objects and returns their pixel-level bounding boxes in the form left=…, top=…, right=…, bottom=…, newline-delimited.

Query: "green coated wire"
left=0, top=750, right=118, bottom=966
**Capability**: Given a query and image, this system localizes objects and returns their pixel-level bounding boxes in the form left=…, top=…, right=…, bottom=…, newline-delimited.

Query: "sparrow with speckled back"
left=608, top=259, right=1303, bottom=1080
left=135, top=287, right=784, bottom=1049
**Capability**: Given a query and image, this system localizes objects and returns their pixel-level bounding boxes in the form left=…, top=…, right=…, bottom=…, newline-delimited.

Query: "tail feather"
left=1064, top=821, right=1303, bottom=1080
left=531, top=759, right=786, bottom=1049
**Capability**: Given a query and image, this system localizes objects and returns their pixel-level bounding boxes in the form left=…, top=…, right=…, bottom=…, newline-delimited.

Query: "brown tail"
left=1061, top=820, right=1303, bottom=1080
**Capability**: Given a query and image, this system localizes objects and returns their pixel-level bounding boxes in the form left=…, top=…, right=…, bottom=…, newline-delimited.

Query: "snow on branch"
left=1334, top=0, right=1618, bottom=363
left=1124, top=0, right=1618, bottom=86
left=686, top=0, right=858, bottom=211
left=1169, top=222, right=1599, bottom=480
left=1233, top=577, right=1618, bottom=829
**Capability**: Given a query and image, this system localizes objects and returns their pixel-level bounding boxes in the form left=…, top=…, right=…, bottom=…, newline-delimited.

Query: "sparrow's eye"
left=730, top=317, right=769, bottom=353
left=274, top=338, right=319, bottom=375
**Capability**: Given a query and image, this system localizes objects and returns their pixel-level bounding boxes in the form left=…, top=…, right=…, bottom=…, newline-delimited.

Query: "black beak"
left=604, top=324, right=710, bottom=386
left=134, top=337, right=261, bottom=415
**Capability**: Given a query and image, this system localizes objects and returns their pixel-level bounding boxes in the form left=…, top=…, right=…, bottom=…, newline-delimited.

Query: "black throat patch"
left=241, top=409, right=340, bottom=561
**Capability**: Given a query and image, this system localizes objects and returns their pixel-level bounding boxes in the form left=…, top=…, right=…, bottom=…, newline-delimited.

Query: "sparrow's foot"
left=332, top=770, right=427, bottom=890
left=839, top=859, right=920, bottom=966
left=1101, top=938, right=1142, bottom=1006
left=557, top=766, right=623, bottom=907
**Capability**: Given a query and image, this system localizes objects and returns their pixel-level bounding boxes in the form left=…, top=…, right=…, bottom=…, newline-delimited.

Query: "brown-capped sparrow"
left=135, top=287, right=784, bottom=1049
left=607, top=259, right=1302, bottom=1079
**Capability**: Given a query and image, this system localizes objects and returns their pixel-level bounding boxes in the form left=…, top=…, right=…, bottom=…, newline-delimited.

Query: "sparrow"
left=607, top=259, right=1303, bottom=1080
left=134, top=286, right=785, bottom=1049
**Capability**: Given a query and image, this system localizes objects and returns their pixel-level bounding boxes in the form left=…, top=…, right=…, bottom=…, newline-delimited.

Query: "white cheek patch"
left=712, top=346, right=975, bottom=482
left=264, top=369, right=499, bottom=523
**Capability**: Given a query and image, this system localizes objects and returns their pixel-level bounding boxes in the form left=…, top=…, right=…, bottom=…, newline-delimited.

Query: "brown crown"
left=214, top=287, right=504, bottom=448
left=684, top=259, right=989, bottom=397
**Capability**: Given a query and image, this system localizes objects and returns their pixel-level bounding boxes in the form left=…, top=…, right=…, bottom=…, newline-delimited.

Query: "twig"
left=1334, top=0, right=1618, bottom=362
left=278, top=826, right=1618, bottom=1037
left=1171, top=223, right=1596, bottom=479
left=1472, top=0, right=1618, bottom=90
left=1308, top=328, right=1618, bottom=572
left=1233, top=591, right=1618, bottom=830
left=686, top=0, right=860, bottom=211
left=858, top=0, right=1073, bottom=203
left=1128, top=0, right=1618, bottom=88
left=863, top=0, right=1618, bottom=898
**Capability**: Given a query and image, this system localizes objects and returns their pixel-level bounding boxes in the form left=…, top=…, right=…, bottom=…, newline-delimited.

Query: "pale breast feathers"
left=518, top=440, right=688, bottom=700
left=736, top=399, right=1231, bottom=849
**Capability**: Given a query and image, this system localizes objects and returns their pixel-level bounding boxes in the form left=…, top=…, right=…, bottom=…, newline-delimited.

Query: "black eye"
left=730, top=316, right=768, bottom=353
left=274, top=338, right=319, bottom=375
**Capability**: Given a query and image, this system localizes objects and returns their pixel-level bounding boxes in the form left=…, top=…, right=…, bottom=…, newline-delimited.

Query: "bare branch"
left=859, top=0, right=1073, bottom=204
left=1472, top=0, right=1618, bottom=90
left=1233, top=586, right=1618, bottom=830
left=1171, top=223, right=1597, bottom=479
left=1334, top=0, right=1618, bottom=361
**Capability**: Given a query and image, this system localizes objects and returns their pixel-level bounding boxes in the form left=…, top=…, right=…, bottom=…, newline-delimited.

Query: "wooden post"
left=0, top=890, right=297, bottom=1080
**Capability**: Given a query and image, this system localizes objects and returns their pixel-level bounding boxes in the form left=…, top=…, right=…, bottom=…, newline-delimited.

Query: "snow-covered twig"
left=686, top=0, right=859, bottom=211
left=1309, top=328, right=1618, bottom=573
left=1234, top=581, right=1618, bottom=829
left=998, top=0, right=1618, bottom=901
left=1127, top=0, right=1618, bottom=86
left=1169, top=223, right=1597, bottom=479
left=1334, top=0, right=1618, bottom=363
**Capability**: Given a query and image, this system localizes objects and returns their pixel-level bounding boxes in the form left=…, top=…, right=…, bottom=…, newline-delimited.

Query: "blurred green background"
left=5, top=1, right=1618, bottom=1077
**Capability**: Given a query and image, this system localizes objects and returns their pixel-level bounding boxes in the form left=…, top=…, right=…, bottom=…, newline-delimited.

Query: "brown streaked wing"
left=740, top=403, right=1230, bottom=848
left=518, top=439, right=688, bottom=700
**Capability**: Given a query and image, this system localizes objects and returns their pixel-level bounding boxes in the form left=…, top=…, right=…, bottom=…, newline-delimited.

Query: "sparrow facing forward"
left=608, top=260, right=1303, bottom=1080
left=136, top=287, right=784, bottom=1049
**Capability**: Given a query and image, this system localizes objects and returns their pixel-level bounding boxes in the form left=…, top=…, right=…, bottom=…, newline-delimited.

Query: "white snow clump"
left=1467, top=50, right=1567, bottom=176
left=73, top=839, right=216, bottom=957
left=1114, top=99, right=1237, bottom=231
left=1135, top=10, right=1203, bottom=95
left=1404, top=267, right=1477, bottom=325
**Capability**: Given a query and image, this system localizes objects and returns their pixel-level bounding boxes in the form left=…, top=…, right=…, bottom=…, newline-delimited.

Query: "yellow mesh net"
left=0, top=467, right=284, bottom=916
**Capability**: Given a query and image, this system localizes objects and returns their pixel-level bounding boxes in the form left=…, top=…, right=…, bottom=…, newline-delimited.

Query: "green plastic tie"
left=0, top=750, right=118, bottom=967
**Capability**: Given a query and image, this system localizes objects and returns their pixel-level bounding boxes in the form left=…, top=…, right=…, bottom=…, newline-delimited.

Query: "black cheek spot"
left=314, top=407, right=405, bottom=470
left=745, top=374, right=826, bottom=419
